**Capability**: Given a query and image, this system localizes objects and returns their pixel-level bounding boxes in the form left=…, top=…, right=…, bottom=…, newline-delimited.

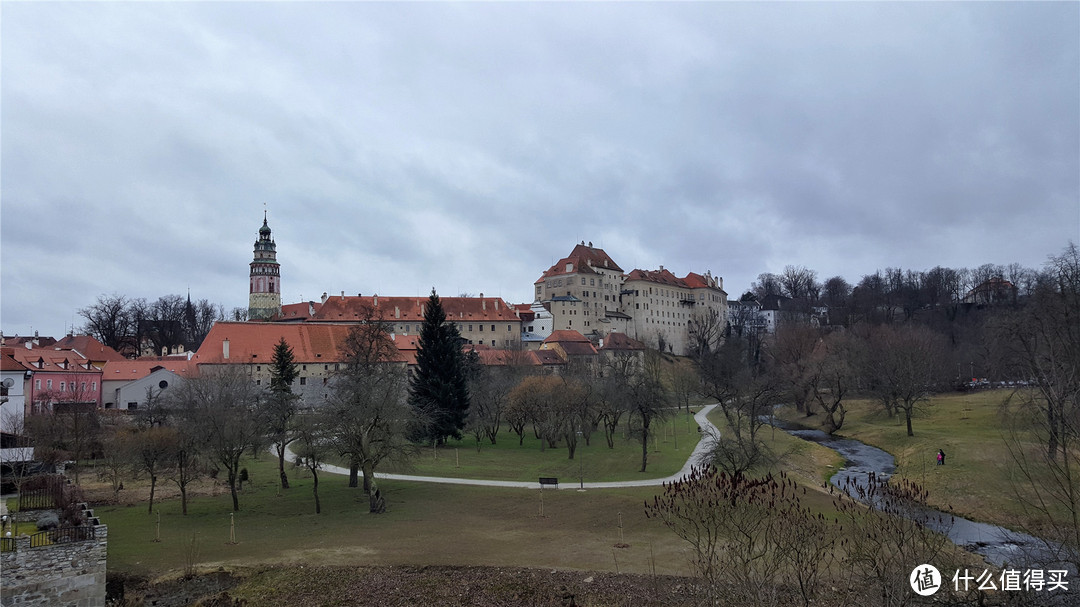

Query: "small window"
left=300, top=377, right=307, bottom=386
left=60, top=382, right=66, bottom=392
left=92, top=382, right=97, bottom=391
left=581, top=278, right=586, bottom=285
left=256, top=366, right=261, bottom=372
left=127, top=402, right=138, bottom=410
left=256, top=379, right=262, bottom=386
left=491, top=325, right=495, bottom=331
left=479, top=325, right=484, bottom=332
left=35, top=379, right=41, bottom=390
left=47, top=379, right=53, bottom=390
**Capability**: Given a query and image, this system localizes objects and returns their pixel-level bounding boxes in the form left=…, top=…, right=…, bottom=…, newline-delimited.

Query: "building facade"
left=534, top=243, right=728, bottom=356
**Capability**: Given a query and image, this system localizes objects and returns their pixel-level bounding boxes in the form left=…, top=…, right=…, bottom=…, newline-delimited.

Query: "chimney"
left=395, top=306, right=400, bottom=319
left=223, top=339, right=230, bottom=360
left=340, top=291, right=345, bottom=301
left=374, top=294, right=378, bottom=307
left=482, top=297, right=486, bottom=311
left=495, top=299, right=500, bottom=311
left=321, top=292, right=328, bottom=304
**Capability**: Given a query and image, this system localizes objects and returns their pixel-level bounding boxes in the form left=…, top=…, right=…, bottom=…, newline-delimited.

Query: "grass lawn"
left=341, top=408, right=702, bottom=483
left=778, top=390, right=1052, bottom=533
left=99, top=454, right=701, bottom=580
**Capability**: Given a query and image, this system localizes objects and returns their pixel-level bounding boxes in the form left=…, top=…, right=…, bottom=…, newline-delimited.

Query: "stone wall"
left=0, top=523, right=107, bottom=607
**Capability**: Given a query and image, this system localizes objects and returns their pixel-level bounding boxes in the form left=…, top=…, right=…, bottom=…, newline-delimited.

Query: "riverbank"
left=779, top=392, right=1040, bottom=529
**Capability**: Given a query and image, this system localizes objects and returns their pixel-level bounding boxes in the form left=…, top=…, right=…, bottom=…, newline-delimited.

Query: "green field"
left=779, top=390, right=1054, bottom=533
left=369, top=408, right=701, bottom=482
left=97, top=455, right=695, bottom=580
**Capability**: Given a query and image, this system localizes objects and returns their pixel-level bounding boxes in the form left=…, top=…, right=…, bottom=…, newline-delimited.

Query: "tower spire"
left=249, top=212, right=281, bottom=321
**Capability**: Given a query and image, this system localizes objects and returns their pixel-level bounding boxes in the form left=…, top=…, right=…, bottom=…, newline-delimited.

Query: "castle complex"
left=247, top=220, right=726, bottom=356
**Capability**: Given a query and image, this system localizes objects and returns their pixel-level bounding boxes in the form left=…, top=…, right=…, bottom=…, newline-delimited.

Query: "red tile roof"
left=543, top=330, right=592, bottom=344
left=194, top=322, right=407, bottom=364
left=626, top=267, right=687, bottom=287
left=2, top=336, right=58, bottom=348
left=53, top=335, right=127, bottom=362
left=101, top=359, right=198, bottom=381
left=535, top=243, right=624, bottom=284
left=600, top=332, right=646, bottom=351
left=9, top=348, right=97, bottom=374
left=1, top=348, right=29, bottom=372
left=532, top=350, right=567, bottom=366
left=542, top=330, right=598, bottom=356
left=302, top=295, right=519, bottom=324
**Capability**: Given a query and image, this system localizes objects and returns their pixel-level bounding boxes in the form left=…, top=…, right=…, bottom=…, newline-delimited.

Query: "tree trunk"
left=312, top=469, right=321, bottom=514
left=362, top=460, right=375, bottom=494
left=277, top=444, right=290, bottom=489
left=180, top=485, right=188, bottom=515
left=640, top=420, right=650, bottom=472
left=349, top=462, right=359, bottom=488
left=228, top=469, right=240, bottom=511
left=905, top=408, right=914, bottom=437
left=148, top=475, right=157, bottom=514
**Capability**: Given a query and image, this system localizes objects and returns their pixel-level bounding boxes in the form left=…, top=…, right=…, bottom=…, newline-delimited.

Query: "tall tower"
left=248, top=212, right=281, bottom=320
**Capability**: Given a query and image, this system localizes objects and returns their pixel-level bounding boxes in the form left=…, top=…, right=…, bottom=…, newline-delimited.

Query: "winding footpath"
left=284, top=404, right=719, bottom=490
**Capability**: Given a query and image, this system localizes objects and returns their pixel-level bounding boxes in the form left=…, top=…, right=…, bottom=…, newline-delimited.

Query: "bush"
left=36, top=512, right=60, bottom=531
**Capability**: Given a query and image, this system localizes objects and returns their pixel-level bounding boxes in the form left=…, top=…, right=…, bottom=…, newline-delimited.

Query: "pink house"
left=10, top=346, right=103, bottom=415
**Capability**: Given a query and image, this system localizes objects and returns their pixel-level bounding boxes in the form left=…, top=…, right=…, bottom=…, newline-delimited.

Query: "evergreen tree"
left=270, top=337, right=299, bottom=392
left=267, top=337, right=299, bottom=488
left=409, top=289, right=470, bottom=443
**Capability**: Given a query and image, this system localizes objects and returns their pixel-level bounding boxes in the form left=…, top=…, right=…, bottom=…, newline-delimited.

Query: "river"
left=772, top=421, right=1059, bottom=569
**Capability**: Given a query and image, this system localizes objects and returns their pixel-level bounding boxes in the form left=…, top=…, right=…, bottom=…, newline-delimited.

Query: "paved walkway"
left=285, top=404, right=718, bottom=490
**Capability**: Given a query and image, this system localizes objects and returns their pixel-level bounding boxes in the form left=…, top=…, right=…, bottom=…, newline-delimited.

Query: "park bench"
left=538, top=477, right=559, bottom=489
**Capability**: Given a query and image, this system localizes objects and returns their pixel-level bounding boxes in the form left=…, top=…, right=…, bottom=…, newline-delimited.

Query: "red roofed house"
left=53, top=334, right=128, bottom=368
left=534, top=242, right=625, bottom=340
left=101, top=359, right=197, bottom=410
left=194, top=322, right=407, bottom=406
left=9, top=346, right=103, bottom=415
left=283, top=292, right=523, bottom=350
left=540, top=330, right=598, bottom=368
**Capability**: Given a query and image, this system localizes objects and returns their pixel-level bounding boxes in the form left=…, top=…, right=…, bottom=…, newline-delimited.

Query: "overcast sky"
left=2, top=2, right=1077, bottom=340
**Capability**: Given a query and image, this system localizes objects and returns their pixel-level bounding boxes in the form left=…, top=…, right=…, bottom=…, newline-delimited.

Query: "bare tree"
left=79, top=294, right=135, bottom=353
left=696, top=336, right=779, bottom=474
left=628, top=349, right=669, bottom=473
left=780, top=265, right=819, bottom=301
left=292, top=412, right=333, bottom=514
left=165, top=421, right=206, bottom=516
left=862, top=324, right=948, bottom=437
left=171, top=366, right=265, bottom=511
left=770, top=325, right=820, bottom=416
left=687, top=306, right=725, bottom=358
left=996, top=244, right=1080, bottom=568
left=329, top=313, right=415, bottom=513
left=807, top=331, right=858, bottom=434
left=131, top=425, right=178, bottom=514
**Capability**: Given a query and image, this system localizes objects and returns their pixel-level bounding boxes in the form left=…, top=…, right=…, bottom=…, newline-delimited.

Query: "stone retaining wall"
left=0, top=524, right=107, bottom=607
